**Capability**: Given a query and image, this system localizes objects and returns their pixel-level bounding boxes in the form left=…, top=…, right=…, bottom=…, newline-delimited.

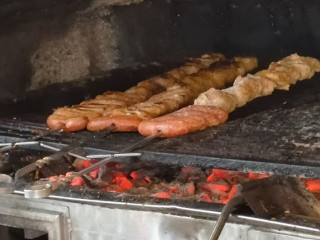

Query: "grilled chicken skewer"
left=138, top=54, right=320, bottom=137
left=47, top=53, right=225, bottom=132
left=195, top=53, right=320, bottom=113
left=88, top=56, right=258, bottom=132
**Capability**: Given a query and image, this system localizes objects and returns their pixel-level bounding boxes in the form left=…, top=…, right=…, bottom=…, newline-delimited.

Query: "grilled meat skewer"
left=47, top=53, right=225, bottom=132
left=138, top=54, right=320, bottom=138
left=87, top=56, right=258, bottom=132
left=195, top=53, right=320, bottom=112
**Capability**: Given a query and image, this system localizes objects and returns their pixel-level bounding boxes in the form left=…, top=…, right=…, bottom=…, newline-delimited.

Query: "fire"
left=305, top=179, right=320, bottom=192
left=70, top=176, right=84, bottom=187
left=46, top=159, right=320, bottom=205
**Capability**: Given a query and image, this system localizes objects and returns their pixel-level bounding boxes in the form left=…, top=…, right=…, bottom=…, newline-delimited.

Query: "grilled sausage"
left=47, top=53, right=225, bottom=131
left=138, top=105, right=228, bottom=137
left=47, top=115, right=89, bottom=132
left=87, top=115, right=144, bottom=132
left=88, top=56, right=257, bottom=132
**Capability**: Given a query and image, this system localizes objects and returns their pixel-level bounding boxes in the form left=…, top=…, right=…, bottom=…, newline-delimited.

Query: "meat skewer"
left=47, top=53, right=225, bottom=132
left=138, top=105, right=228, bottom=137
left=194, top=53, right=320, bottom=112
left=87, top=56, right=258, bottom=132
left=138, top=54, right=320, bottom=137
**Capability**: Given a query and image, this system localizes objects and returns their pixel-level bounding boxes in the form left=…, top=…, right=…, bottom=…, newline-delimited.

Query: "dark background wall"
left=0, top=0, right=320, bottom=101
left=113, top=0, right=320, bottom=66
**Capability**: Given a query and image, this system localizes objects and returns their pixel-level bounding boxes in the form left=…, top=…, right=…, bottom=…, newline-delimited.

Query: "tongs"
left=209, top=175, right=320, bottom=240
left=0, top=128, right=60, bottom=154
left=23, top=151, right=141, bottom=198
left=0, top=140, right=87, bottom=196
left=24, top=131, right=162, bottom=199
left=0, top=128, right=113, bottom=195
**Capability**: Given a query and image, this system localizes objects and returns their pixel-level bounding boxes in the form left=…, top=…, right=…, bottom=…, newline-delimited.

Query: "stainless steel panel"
left=1, top=195, right=320, bottom=240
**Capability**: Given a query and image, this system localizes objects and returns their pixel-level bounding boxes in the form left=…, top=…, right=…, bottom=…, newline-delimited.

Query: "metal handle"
left=209, top=193, right=245, bottom=240
left=23, top=152, right=143, bottom=198
left=85, top=152, right=142, bottom=159
left=24, top=183, right=54, bottom=199
left=22, top=130, right=160, bottom=199
left=0, top=128, right=61, bottom=153
left=96, top=131, right=162, bottom=178
left=0, top=174, right=14, bottom=195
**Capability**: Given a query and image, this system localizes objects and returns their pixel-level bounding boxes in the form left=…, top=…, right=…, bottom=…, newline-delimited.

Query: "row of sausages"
left=47, top=53, right=320, bottom=137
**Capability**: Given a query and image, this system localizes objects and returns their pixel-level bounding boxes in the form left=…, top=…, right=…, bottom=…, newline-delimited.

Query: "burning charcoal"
left=119, top=177, right=133, bottom=190
left=168, top=185, right=179, bottom=193
left=91, top=179, right=108, bottom=189
left=207, top=169, right=241, bottom=184
left=151, top=192, right=171, bottom=199
left=83, top=160, right=91, bottom=168
left=144, top=176, right=151, bottom=183
left=73, top=158, right=85, bottom=171
left=127, top=186, right=149, bottom=195
left=177, top=167, right=206, bottom=183
left=131, top=178, right=149, bottom=187
left=220, top=185, right=238, bottom=204
left=248, top=172, right=269, bottom=180
left=89, top=168, right=99, bottom=179
left=130, top=169, right=156, bottom=180
left=305, top=179, right=320, bottom=192
left=211, top=169, right=228, bottom=179
left=112, top=171, right=126, bottom=184
left=70, top=176, right=84, bottom=187
left=198, top=181, right=230, bottom=193
left=181, top=166, right=199, bottom=173
left=207, top=171, right=216, bottom=183
left=178, top=182, right=195, bottom=196
left=198, top=193, right=212, bottom=203
left=227, top=172, right=249, bottom=184
left=102, top=184, right=125, bottom=193
left=49, top=176, right=58, bottom=182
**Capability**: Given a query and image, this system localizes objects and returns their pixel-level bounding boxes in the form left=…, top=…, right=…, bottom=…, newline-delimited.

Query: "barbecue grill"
left=1, top=0, right=320, bottom=239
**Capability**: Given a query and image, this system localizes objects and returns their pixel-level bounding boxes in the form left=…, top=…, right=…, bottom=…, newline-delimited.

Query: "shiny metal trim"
left=24, top=183, right=53, bottom=199
left=13, top=190, right=320, bottom=235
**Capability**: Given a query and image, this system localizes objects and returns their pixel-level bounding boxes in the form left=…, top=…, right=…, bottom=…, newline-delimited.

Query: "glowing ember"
left=70, top=176, right=84, bottom=186
left=46, top=158, right=320, bottom=205
left=66, top=160, right=267, bottom=204
left=151, top=192, right=171, bottom=199
left=305, top=179, right=320, bottom=192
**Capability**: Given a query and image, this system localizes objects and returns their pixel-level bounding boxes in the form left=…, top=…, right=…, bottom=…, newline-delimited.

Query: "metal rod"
left=0, top=128, right=61, bottom=153
left=76, top=131, right=162, bottom=176
left=30, top=128, right=62, bottom=141
left=0, top=141, right=40, bottom=153
left=22, top=130, right=160, bottom=198
left=39, top=143, right=86, bottom=159
left=17, top=127, right=114, bottom=181
left=86, top=153, right=142, bottom=158
left=209, top=192, right=245, bottom=240
left=14, top=162, right=37, bottom=182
